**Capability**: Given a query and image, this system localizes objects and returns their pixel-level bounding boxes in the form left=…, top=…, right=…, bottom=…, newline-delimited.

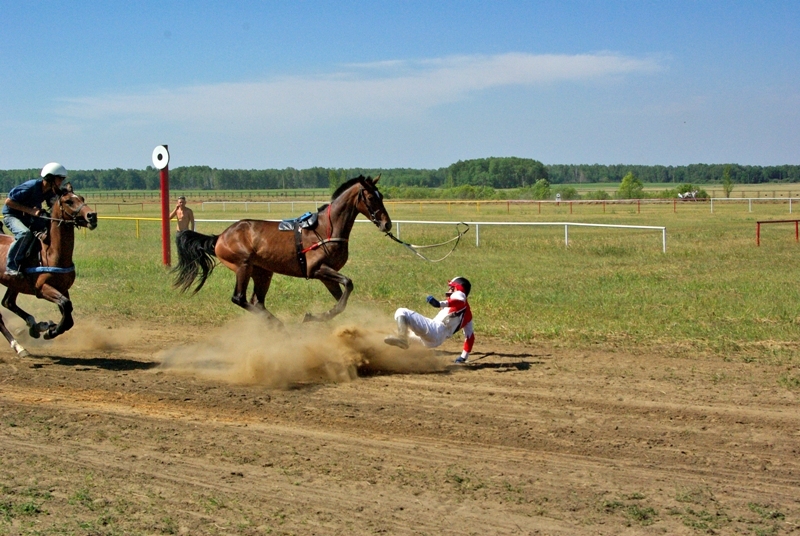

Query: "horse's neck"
left=43, top=219, right=74, bottom=267
left=325, top=189, right=360, bottom=239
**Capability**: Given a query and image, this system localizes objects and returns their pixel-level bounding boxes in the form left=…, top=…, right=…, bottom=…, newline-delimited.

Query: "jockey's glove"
left=426, top=295, right=440, bottom=308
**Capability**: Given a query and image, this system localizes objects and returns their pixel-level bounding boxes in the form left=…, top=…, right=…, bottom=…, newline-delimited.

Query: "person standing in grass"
left=384, top=276, right=475, bottom=363
left=169, top=196, right=195, bottom=234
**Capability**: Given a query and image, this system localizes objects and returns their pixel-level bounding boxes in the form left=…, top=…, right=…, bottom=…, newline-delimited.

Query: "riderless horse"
left=173, top=175, right=391, bottom=325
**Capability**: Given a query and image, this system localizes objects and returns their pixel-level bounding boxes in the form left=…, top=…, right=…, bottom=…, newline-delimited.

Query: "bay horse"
left=173, top=175, right=391, bottom=324
left=0, top=183, right=98, bottom=357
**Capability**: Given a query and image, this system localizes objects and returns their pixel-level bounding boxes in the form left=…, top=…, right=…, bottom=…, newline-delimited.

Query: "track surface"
left=1, top=322, right=798, bottom=535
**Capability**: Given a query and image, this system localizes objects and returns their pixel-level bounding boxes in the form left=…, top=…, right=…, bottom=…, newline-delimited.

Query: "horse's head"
left=355, top=175, right=392, bottom=233
left=50, top=182, right=98, bottom=230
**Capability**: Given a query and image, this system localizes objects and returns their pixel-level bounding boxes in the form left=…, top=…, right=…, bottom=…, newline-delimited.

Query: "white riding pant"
left=394, top=308, right=450, bottom=348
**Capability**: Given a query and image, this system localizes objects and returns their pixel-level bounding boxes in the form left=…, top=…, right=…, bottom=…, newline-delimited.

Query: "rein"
left=385, top=222, right=470, bottom=263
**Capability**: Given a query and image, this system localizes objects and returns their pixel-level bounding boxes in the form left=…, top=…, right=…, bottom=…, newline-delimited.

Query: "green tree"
left=328, top=170, right=342, bottom=193
left=722, top=165, right=734, bottom=198
left=617, top=172, right=644, bottom=199
left=531, top=178, right=551, bottom=200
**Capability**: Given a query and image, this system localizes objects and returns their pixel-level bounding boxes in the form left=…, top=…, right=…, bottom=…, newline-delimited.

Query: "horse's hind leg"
left=1, top=288, right=42, bottom=339
left=230, top=264, right=282, bottom=327
left=249, top=266, right=283, bottom=327
left=303, top=265, right=353, bottom=322
left=0, top=312, right=28, bottom=358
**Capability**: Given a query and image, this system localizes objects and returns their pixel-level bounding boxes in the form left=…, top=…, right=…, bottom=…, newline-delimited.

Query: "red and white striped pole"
left=152, top=145, right=171, bottom=266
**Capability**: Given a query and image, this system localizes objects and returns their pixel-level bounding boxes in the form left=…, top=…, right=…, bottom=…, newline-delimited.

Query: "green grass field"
left=46, top=194, right=800, bottom=363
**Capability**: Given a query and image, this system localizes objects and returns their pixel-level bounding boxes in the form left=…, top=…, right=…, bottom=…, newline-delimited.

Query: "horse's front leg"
left=0, top=311, right=29, bottom=358
left=303, top=265, right=353, bottom=322
left=1, top=288, right=44, bottom=339
left=36, top=285, right=73, bottom=340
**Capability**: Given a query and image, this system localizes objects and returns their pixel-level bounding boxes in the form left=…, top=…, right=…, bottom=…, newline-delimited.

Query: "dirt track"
left=0, top=319, right=798, bottom=535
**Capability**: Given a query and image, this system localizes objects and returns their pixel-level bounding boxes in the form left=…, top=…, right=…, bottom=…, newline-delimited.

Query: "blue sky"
left=1, top=1, right=798, bottom=170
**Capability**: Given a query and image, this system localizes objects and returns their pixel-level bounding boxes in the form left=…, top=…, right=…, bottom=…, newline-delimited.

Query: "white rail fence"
left=194, top=218, right=668, bottom=253
left=710, top=197, right=799, bottom=213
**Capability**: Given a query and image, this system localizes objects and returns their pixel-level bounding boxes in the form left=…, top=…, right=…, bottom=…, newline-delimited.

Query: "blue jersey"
left=2, top=179, right=48, bottom=219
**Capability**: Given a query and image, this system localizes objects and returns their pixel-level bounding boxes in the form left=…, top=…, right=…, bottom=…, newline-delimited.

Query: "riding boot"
left=6, top=232, right=35, bottom=275
left=384, top=316, right=409, bottom=349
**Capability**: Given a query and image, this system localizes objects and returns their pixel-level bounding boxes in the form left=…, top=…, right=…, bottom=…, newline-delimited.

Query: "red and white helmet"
left=447, top=276, right=471, bottom=297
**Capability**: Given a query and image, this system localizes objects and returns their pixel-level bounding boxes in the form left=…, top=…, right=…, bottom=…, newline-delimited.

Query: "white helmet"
left=41, top=162, right=67, bottom=179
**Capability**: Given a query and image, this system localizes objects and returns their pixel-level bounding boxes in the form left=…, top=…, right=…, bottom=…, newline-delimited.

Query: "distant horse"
left=173, top=175, right=392, bottom=324
left=0, top=183, right=98, bottom=357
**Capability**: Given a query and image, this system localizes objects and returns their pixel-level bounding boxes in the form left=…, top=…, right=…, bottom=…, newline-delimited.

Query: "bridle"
left=42, top=193, right=89, bottom=227
left=357, top=185, right=386, bottom=227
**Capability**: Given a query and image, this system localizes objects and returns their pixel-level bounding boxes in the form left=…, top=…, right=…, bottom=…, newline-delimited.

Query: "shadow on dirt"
left=26, top=355, right=159, bottom=371
left=446, top=361, right=544, bottom=372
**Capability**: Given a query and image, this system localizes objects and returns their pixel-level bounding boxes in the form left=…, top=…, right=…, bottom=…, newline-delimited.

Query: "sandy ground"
left=0, top=315, right=798, bottom=535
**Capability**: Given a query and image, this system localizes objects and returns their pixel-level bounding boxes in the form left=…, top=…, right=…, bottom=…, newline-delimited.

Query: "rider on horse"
left=3, top=162, right=66, bottom=278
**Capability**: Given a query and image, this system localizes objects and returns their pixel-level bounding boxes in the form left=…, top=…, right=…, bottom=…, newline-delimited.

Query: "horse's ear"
left=64, top=182, right=74, bottom=193
left=373, top=174, right=381, bottom=184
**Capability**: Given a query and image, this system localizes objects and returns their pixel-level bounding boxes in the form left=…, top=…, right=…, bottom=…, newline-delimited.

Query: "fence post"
left=564, top=224, right=569, bottom=247
left=757, top=222, right=760, bottom=246
left=475, top=224, right=480, bottom=247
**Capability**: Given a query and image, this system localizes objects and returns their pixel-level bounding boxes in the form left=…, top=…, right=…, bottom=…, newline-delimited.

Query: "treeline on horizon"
left=1, top=157, right=798, bottom=193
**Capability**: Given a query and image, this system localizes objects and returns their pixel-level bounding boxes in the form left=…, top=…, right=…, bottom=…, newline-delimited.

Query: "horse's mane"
left=331, top=175, right=374, bottom=201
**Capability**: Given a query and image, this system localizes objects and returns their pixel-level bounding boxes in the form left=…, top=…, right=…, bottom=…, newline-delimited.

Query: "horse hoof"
left=302, top=313, right=315, bottom=323
left=11, top=341, right=28, bottom=358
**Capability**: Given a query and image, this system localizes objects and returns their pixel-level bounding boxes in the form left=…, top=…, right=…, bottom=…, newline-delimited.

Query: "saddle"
left=278, top=212, right=319, bottom=279
left=17, top=230, right=54, bottom=274
left=277, top=212, right=318, bottom=232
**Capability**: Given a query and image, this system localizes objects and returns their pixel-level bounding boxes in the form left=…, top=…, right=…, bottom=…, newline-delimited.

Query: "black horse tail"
left=172, top=230, right=219, bottom=294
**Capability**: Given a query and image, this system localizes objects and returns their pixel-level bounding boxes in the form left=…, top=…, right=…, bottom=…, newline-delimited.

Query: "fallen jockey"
left=384, top=276, right=475, bottom=363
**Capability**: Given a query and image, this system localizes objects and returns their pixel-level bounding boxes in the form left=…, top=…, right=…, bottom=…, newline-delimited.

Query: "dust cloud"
left=7, top=315, right=144, bottom=353
left=156, top=308, right=446, bottom=388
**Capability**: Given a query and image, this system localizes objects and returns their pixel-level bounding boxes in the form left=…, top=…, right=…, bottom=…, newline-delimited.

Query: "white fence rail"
left=710, top=197, right=799, bottom=213
left=194, top=218, right=668, bottom=252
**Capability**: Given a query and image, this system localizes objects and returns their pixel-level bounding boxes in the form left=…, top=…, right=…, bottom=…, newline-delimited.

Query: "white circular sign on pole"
left=152, top=145, right=170, bottom=170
